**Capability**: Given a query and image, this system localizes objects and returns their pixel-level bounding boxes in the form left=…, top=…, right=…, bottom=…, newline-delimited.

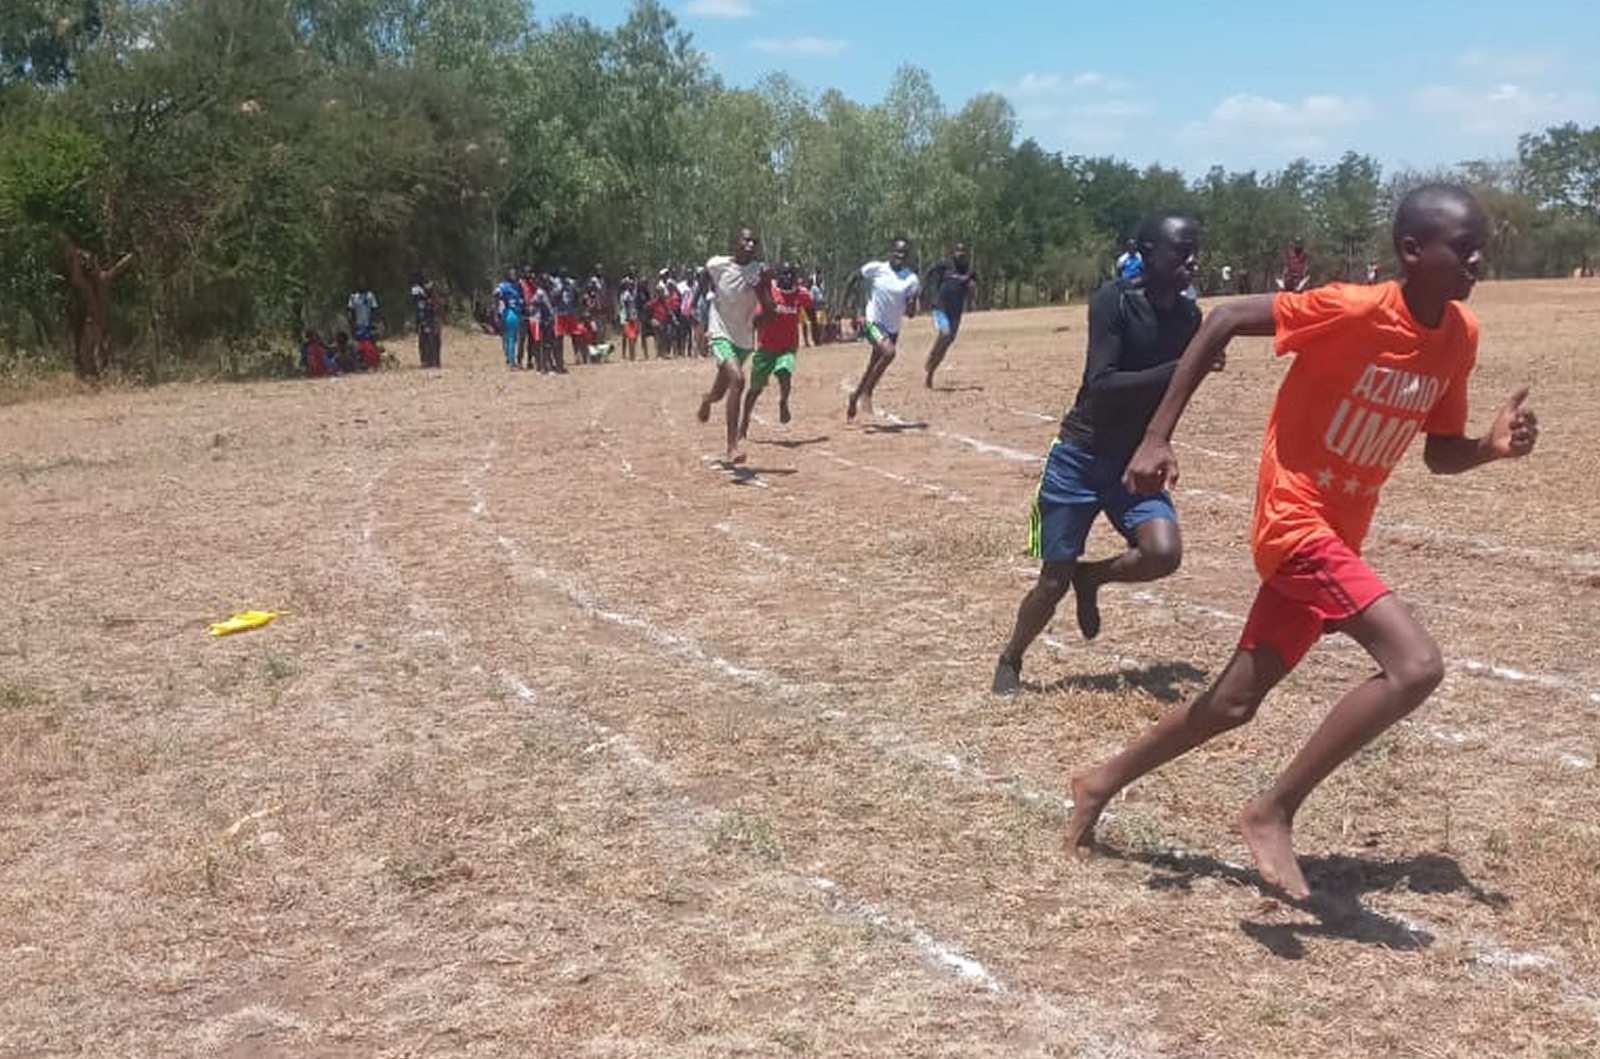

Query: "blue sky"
left=547, top=1, right=1600, bottom=179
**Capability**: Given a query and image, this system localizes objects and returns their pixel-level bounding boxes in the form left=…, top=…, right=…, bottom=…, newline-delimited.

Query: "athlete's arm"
left=1423, top=389, right=1538, bottom=473
left=1123, top=294, right=1275, bottom=494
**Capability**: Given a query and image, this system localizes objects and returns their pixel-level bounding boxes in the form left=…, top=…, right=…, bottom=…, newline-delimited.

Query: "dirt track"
left=2, top=281, right=1597, bottom=1057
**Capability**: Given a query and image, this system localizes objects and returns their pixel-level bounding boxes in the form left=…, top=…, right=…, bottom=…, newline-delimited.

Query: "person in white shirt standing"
left=695, top=226, right=773, bottom=466
left=845, top=237, right=921, bottom=421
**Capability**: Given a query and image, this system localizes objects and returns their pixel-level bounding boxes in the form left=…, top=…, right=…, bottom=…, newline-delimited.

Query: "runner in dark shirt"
left=922, top=242, right=979, bottom=388
left=993, top=211, right=1218, bottom=694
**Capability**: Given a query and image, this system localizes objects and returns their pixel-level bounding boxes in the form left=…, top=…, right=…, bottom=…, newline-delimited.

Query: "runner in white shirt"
left=695, top=226, right=773, bottom=466
left=845, top=237, right=921, bottom=421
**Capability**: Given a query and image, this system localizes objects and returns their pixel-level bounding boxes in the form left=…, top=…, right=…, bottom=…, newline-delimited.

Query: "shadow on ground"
left=755, top=435, right=829, bottom=448
left=1040, top=660, right=1209, bottom=703
left=716, top=464, right=799, bottom=483
left=1112, top=846, right=1508, bottom=956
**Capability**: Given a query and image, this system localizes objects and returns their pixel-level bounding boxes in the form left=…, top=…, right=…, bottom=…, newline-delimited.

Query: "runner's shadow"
left=716, top=463, right=799, bottom=482
left=932, top=383, right=984, bottom=393
left=863, top=421, right=929, bottom=434
left=1109, top=846, right=1507, bottom=957
left=1040, top=660, right=1209, bottom=703
left=755, top=435, right=830, bottom=448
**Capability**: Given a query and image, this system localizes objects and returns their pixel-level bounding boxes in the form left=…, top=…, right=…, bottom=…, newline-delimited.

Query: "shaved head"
left=1393, top=184, right=1485, bottom=249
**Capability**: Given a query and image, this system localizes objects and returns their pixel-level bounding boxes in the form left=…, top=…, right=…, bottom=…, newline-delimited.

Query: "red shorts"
left=555, top=314, right=579, bottom=337
left=1239, top=535, right=1391, bottom=671
left=624, top=320, right=640, bottom=340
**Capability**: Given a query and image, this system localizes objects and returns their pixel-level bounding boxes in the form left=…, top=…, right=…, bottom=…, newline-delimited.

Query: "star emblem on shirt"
left=1316, top=468, right=1335, bottom=488
left=1343, top=476, right=1361, bottom=495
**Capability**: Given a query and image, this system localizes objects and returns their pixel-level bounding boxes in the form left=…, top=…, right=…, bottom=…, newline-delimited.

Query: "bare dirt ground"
left=2, top=280, right=1597, bottom=1058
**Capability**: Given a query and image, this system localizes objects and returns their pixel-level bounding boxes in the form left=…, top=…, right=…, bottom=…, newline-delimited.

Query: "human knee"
left=1198, top=683, right=1265, bottom=728
left=1144, top=537, right=1182, bottom=578
left=1032, top=566, right=1073, bottom=605
left=1387, top=640, right=1445, bottom=699
left=1136, top=520, right=1183, bottom=577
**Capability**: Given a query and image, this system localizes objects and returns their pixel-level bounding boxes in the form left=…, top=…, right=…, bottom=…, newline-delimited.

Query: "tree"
left=0, top=0, right=102, bottom=90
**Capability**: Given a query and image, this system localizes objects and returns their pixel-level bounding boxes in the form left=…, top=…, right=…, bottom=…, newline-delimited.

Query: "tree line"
left=4, top=0, right=1598, bottom=380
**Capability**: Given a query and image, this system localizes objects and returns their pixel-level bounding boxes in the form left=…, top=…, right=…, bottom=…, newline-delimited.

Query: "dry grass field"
left=2, top=280, right=1597, bottom=1058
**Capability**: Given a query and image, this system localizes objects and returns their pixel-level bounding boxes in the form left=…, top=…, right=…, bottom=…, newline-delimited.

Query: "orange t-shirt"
left=1253, top=281, right=1476, bottom=580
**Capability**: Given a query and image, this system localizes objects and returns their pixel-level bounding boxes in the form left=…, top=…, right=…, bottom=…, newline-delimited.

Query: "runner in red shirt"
left=740, top=262, right=814, bottom=440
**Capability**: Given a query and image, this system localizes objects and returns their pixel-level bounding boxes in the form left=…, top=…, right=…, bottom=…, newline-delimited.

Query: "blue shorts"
left=1028, top=439, right=1177, bottom=562
left=932, top=307, right=962, bottom=337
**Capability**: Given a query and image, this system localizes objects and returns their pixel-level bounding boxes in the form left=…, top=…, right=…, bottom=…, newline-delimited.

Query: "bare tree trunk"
left=62, top=238, right=135, bottom=379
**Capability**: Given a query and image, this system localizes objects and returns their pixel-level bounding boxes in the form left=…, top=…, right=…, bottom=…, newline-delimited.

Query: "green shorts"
left=710, top=336, right=753, bottom=365
left=749, top=350, right=796, bottom=391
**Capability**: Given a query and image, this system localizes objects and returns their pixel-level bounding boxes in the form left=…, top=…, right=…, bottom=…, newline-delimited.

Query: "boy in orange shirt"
left=1064, top=184, right=1540, bottom=900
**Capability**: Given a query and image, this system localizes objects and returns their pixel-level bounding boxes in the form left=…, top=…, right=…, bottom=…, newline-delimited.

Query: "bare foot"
left=696, top=396, right=712, bottom=423
left=846, top=392, right=859, bottom=421
left=1062, top=769, right=1113, bottom=858
left=1238, top=796, right=1311, bottom=900
left=857, top=394, right=874, bottom=420
left=779, top=398, right=791, bottom=424
left=726, top=450, right=747, bottom=466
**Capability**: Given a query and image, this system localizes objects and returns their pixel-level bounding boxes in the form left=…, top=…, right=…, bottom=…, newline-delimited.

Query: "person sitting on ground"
left=330, top=330, right=362, bottom=373
left=357, top=333, right=382, bottom=370
left=301, top=329, right=336, bottom=377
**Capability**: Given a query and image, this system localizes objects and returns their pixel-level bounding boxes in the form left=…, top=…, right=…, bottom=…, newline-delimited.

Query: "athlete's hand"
left=1489, top=387, right=1539, bottom=458
left=1124, top=437, right=1179, bottom=495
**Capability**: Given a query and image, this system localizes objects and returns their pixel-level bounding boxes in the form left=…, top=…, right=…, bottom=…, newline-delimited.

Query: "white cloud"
left=1013, top=72, right=1064, bottom=97
left=1410, top=82, right=1599, bottom=136
left=997, top=71, right=1152, bottom=153
left=683, top=0, right=755, bottom=18
left=1456, top=49, right=1561, bottom=79
left=1167, top=93, right=1369, bottom=172
left=1195, top=93, right=1368, bottom=132
left=1071, top=71, right=1130, bottom=92
left=749, top=36, right=850, bottom=56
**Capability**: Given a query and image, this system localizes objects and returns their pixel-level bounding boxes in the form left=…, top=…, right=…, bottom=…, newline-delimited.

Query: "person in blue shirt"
left=1116, top=239, right=1144, bottom=284
left=493, top=268, right=525, bottom=369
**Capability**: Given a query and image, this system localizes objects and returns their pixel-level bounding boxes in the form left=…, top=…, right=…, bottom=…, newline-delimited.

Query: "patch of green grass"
left=1253, top=992, right=1293, bottom=1028
left=711, top=810, right=784, bottom=863
left=384, top=847, right=472, bottom=892
left=3, top=451, right=129, bottom=482
left=1111, top=807, right=1165, bottom=855
left=0, top=680, right=43, bottom=711
left=259, top=650, right=297, bottom=684
left=768, top=1027, right=810, bottom=1053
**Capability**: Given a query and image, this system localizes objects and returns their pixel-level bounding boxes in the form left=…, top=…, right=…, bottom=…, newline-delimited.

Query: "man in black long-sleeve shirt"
left=994, top=212, right=1214, bottom=694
